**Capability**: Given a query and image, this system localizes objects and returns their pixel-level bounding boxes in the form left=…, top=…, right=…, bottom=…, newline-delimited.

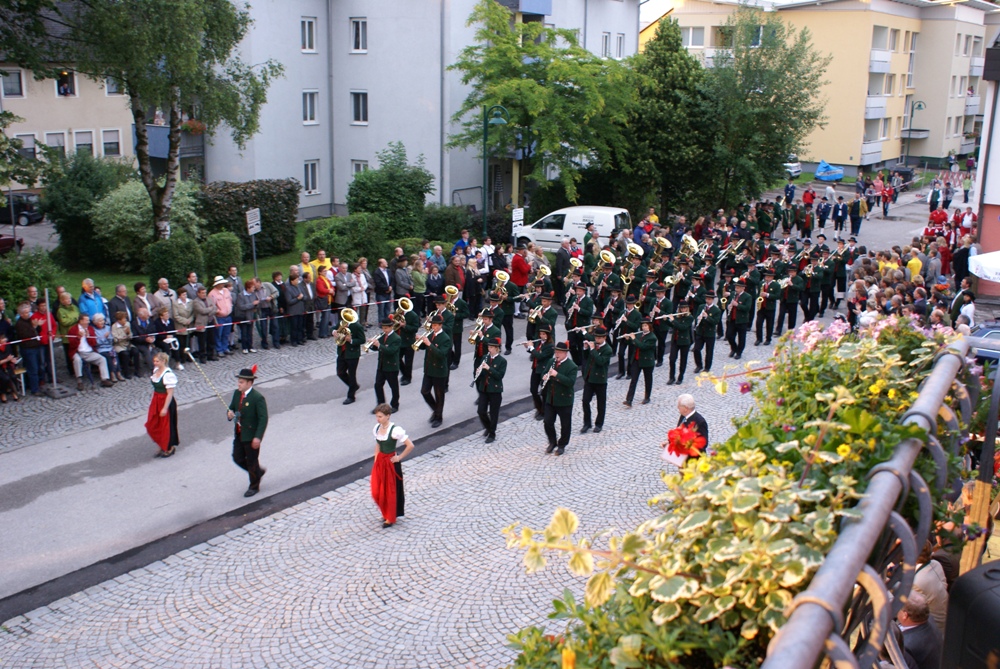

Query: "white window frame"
left=964, top=34, right=972, bottom=57
left=955, top=116, right=964, bottom=138
left=44, top=131, right=66, bottom=159
left=101, top=128, right=121, bottom=157
left=880, top=117, right=890, bottom=140
left=104, top=76, right=124, bottom=96
left=895, top=116, right=902, bottom=138
left=301, top=17, right=317, bottom=53
left=889, top=29, right=899, bottom=52
left=681, top=26, right=705, bottom=48
left=351, top=160, right=369, bottom=176
left=351, top=17, right=368, bottom=53
left=15, top=133, right=37, bottom=160
left=960, top=76, right=968, bottom=97
left=351, top=91, right=368, bottom=125
left=1, top=68, right=25, bottom=98
left=302, top=90, right=319, bottom=125
left=55, top=70, right=78, bottom=98
left=601, top=32, right=611, bottom=58
left=946, top=117, right=952, bottom=138
left=884, top=74, right=895, bottom=96
left=303, top=160, right=320, bottom=195
left=903, top=95, right=912, bottom=130
left=955, top=34, right=962, bottom=57
left=73, top=129, right=95, bottom=156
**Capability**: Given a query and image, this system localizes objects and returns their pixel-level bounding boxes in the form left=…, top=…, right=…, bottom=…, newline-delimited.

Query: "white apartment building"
left=204, top=0, right=640, bottom=219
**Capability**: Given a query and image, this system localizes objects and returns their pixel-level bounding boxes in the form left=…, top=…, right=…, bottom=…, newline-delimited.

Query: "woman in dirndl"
left=370, top=403, right=415, bottom=528
left=145, top=351, right=179, bottom=458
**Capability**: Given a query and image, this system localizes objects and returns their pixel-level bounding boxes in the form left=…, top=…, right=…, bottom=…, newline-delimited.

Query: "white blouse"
left=373, top=423, right=407, bottom=443
left=152, top=368, right=178, bottom=389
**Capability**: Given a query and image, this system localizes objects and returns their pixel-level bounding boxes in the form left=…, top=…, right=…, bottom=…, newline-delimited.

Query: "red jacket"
left=510, top=252, right=531, bottom=287
left=31, top=312, right=57, bottom=345
left=67, top=324, right=97, bottom=359
left=316, top=273, right=334, bottom=304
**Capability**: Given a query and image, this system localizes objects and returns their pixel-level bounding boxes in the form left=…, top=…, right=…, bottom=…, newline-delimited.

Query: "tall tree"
left=449, top=0, right=635, bottom=203
left=700, top=6, right=830, bottom=208
left=0, top=0, right=283, bottom=239
left=0, top=112, right=42, bottom=189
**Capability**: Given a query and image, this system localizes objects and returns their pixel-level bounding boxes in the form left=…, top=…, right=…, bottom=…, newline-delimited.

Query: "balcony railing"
left=869, top=48, right=891, bottom=73
left=960, top=139, right=977, bottom=155
left=865, top=95, right=887, bottom=120
left=970, top=56, right=985, bottom=77
left=965, top=95, right=982, bottom=116
left=860, top=140, right=883, bottom=165
left=132, top=123, right=204, bottom=160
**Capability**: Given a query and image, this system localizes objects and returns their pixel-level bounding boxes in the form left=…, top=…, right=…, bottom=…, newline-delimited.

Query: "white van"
left=516, top=206, right=631, bottom=252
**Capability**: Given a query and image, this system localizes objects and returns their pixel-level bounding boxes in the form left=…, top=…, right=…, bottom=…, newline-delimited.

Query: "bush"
left=485, top=210, right=513, bottom=246
left=199, top=179, right=301, bottom=260
left=423, top=204, right=473, bottom=242
left=91, top=180, right=204, bottom=272
left=304, top=213, right=387, bottom=268
left=0, top=249, right=62, bottom=308
left=347, top=142, right=435, bottom=239
left=40, top=152, right=134, bottom=268
left=202, top=232, right=244, bottom=280
left=145, top=234, right=205, bottom=290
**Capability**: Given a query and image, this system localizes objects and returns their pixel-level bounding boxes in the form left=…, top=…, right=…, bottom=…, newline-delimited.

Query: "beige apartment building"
left=650, top=0, right=996, bottom=176
left=1, top=66, right=135, bottom=183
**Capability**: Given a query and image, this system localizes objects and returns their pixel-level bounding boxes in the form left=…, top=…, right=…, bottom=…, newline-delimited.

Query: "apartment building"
left=659, top=0, right=995, bottom=176
left=204, top=0, right=640, bottom=219
left=0, top=67, right=135, bottom=186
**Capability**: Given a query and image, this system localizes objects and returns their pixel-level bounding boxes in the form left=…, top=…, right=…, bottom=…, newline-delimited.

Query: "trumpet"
left=467, top=316, right=486, bottom=345
left=360, top=332, right=383, bottom=353
left=411, top=312, right=436, bottom=351
left=717, top=239, right=744, bottom=263
left=332, top=308, right=358, bottom=346
left=564, top=257, right=583, bottom=284
left=445, top=285, right=460, bottom=313
left=778, top=277, right=792, bottom=288
left=527, top=304, right=544, bottom=324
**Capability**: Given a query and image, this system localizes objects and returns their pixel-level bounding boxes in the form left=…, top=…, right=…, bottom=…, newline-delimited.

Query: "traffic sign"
left=246, top=208, right=261, bottom=236
left=512, top=207, right=524, bottom=222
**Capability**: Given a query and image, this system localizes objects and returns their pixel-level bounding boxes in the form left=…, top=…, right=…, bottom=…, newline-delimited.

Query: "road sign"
left=512, top=207, right=524, bottom=222
left=245, top=208, right=261, bottom=236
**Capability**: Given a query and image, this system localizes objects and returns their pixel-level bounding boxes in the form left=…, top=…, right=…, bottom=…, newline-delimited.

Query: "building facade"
left=203, top=0, right=640, bottom=219
left=659, top=0, right=995, bottom=175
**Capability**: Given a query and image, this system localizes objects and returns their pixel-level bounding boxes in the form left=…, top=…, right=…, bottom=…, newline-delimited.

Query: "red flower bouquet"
left=661, top=424, right=707, bottom=467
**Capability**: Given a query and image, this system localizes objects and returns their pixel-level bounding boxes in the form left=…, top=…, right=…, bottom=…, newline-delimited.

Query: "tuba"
left=332, top=308, right=358, bottom=346
left=599, top=249, right=617, bottom=265
left=445, top=285, right=460, bottom=313
left=627, top=242, right=645, bottom=258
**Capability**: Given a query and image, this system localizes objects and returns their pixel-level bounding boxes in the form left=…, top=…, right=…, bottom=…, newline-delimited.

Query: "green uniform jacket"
left=782, top=276, right=804, bottom=304
left=339, top=322, right=366, bottom=360
left=499, top=283, right=519, bottom=316
left=631, top=331, right=658, bottom=367
left=731, top=291, right=753, bottom=325
left=420, top=329, right=452, bottom=378
left=529, top=340, right=555, bottom=372
left=436, top=308, right=456, bottom=334
left=694, top=304, right=721, bottom=338
left=473, top=324, right=502, bottom=361
left=583, top=342, right=613, bottom=384
left=229, top=387, right=268, bottom=442
left=565, top=295, right=594, bottom=329
left=376, top=330, right=402, bottom=372
left=820, top=259, right=836, bottom=287
left=806, top=266, right=823, bottom=294
left=617, top=307, right=642, bottom=335
left=627, top=263, right=647, bottom=297
left=476, top=353, right=506, bottom=394
left=543, top=356, right=578, bottom=407
left=539, top=305, right=559, bottom=330
left=650, top=297, right=674, bottom=334
left=666, top=313, right=694, bottom=346
left=759, top=280, right=780, bottom=312
left=452, top=299, right=469, bottom=334
left=400, top=310, right=420, bottom=346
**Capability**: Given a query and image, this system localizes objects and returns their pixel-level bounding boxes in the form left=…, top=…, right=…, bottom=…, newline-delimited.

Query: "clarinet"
left=470, top=358, right=490, bottom=388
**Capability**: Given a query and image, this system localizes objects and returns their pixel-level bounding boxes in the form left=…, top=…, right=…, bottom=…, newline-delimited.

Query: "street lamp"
left=482, top=105, right=509, bottom=238
left=902, top=100, right=926, bottom=167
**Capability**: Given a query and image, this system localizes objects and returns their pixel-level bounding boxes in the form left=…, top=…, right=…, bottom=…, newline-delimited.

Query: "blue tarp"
left=815, top=160, right=844, bottom=182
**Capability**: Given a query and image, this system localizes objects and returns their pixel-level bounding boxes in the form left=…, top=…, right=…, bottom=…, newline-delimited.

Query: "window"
left=884, top=74, right=895, bottom=96
left=303, top=160, right=319, bottom=194
left=15, top=134, right=36, bottom=160
left=973, top=36, right=984, bottom=57
left=302, top=90, right=318, bottom=124
left=301, top=17, right=316, bottom=52
left=681, top=27, right=705, bottom=48
left=102, top=129, right=121, bottom=157
left=1, top=69, right=24, bottom=97
left=534, top=213, right=566, bottom=230
left=351, top=91, right=368, bottom=124
left=56, top=70, right=76, bottom=96
left=951, top=76, right=958, bottom=97
left=955, top=116, right=964, bottom=137
left=904, top=31, right=911, bottom=51
left=907, top=33, right=917, bottom=88
left=903, top=94, right=912, bottom=129
left=45, top=132, right=66, bottom=159
left=351, top=160, right=369, bottom=175
left=964, top=35, right=972, bottom=57
left=749, top=25, right=765, bottom=47
left=880, top=118, right=890, bottom=140
left=946, top=117, right=952, bottom=138
left=351, top=18, right=367, bottom=52
left=616, top=33, right=625, bottom=59
left=955, top=34, right=962, bottom=57
left=896, top=116, right=902, bottom=138
left=889, top=29, right=899, bottom=52
left=74, top=130, right=93, bottom=155
left=105, top=77, right=123, bottom=95
left=601, top=32, right=611, bottom=58
left=960, top=76, right=968, bottom=96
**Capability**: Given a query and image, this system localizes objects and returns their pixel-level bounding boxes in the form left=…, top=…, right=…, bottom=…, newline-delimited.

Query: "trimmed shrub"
left=304, top=213, right=387, bottom=267
left=485, top=210, right=513, bottom=246
left=198, top=179, right=301, bottom=260
left=41, top=152, right=134, bottom=268
left=347, top=142, right=434, bottom=240
left=202, top=232, right=244, bottom=280
left=423, top=204, right=474, bottom=242
left=0, top=249, right=61, bottom=308
left=145, top=234, right=205, bottom=290
left=91, top=180, right=205, bottom=272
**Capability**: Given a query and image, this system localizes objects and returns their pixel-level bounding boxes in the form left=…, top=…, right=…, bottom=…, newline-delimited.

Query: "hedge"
left=304, top=213, right=387, bottom=268
left=202, top=232, right=244, bottom=281
left=423, top=204, right=473, bottom=242
left=145, top=234, right=205, bottom=290
left=0, top=249, right=62, bottom=309
left=198, top=179, right=300, bottom=260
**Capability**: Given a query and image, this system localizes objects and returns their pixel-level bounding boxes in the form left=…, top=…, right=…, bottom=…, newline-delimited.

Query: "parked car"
left=517, top=206, right=631, bottom=253
left=0, top=233, right=25, bottom=256
left=969, top=321, right=1000, bottom=365
left=783, top=154, right=802, bottom=179
left=2, top=192, right=44, bottom=226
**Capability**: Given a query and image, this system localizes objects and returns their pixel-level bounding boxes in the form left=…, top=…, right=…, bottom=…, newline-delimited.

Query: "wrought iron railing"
left=763, top=339, right=974, bottom=668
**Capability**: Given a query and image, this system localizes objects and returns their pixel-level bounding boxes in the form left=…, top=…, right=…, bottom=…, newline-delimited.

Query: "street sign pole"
left=511, top=207, right=524, bottom=245
left=245, top=208, right=261, bottom=278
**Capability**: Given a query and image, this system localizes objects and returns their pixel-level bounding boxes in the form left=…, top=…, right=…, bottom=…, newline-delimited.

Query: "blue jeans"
left=376, top=295, right=392, bottom=323
left=215, top=316, right=233, bottom=354
left=239, top=322, right=254, bottom=351
left=317, top=306, right=332, bottom=338
left=21, top=346, right=42, bottom=393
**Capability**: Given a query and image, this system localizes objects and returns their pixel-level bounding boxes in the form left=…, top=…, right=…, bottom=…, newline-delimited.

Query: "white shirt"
left=960, top=301, right=975, bottom=327
left=373, top=423, right=408, bottom=443
left=152, top=368, right=178, bottom=389
left=78, top=331, right=93, bottom=353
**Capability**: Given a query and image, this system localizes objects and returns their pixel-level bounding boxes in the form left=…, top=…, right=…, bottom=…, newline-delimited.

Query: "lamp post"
left=482, top=105, right=509, bottom=238
left=902, top=99, right=926, bottom=167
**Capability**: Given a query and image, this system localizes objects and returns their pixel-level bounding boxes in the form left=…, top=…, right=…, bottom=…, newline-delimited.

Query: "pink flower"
left=782, top=425, right=794, bottom=432
left=776, top=397, right=785, bottom=406
left=740, top=381, right=752, bottom=394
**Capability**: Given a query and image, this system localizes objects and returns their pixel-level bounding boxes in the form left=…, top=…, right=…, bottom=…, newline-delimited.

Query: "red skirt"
left=145, top=392, right=177, bottom=452
left=371, top=452, right=404, bottom=523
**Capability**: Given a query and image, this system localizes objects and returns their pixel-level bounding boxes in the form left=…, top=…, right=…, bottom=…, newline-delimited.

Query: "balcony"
left=900, top=128, right=930, bottom=139
left=860, top=140, right=883, bottom=166
left=495, top=0, right=551, bottom=15
left=960, top=139, right=977, bottom=155
left=865, top=95, right=887, bottom=120
left=970, top=56, right=985, bottom=77
left=869, top=48, right=891, bottom=73
left=965, top=95, right=982, bottom=115
left=132, top=123, right=204, bottom=160
left=700, top=47, right=724, bottom=68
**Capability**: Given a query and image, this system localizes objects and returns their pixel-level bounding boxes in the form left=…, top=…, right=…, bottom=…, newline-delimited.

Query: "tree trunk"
left=130, top=87, right=182, bottom=241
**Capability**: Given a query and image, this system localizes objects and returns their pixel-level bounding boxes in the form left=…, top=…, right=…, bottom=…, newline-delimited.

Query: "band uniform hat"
left=602, top=262, right=614, bottom=269
left=810, top=251, right=821, bottom=259
left=653, top=283, right=666, bottom=292
left=678, top=300, right=690, bottom=309
left=788, top=265, right=798, bottom=272
left=212, top=275, right=229, bottom=288
left=705, top=290, right=716, bottom=298
left=487, top=337, right=502, bottom=348
left=625, top=295, right=638, bottom=304
left=848, top=236, right=857, bottom=242
left=593, top=326, right=608, bottom=337
left=763, top=268, right=775, bottom=276
left=821, top=247, right=830, bottom=254
left=541, top=291, right=554, bottom=300
left=611, top=286, right=622, bottom=292
left=802, top=238, right=813, bottom=245
left=430, top=314, right=445, bottom=324
left=236, top=366, right=257, bottom=380
left=574, top=282, right=587, bottom=290
left=537, top=323, right=553, bottom=333
left=592, top=311, right=605, bottom=320
left=554, top=341, right=570, bottom=352
left=434, top=295, right=446, bottom=303
left=479, top=309, right=495, bottom=318
left=380, top=317, right=394, bottom=327
left=735, top=278, right=746, bottom=286
left=641, top=316, right=652, bottom=324
left=533, top=279, right=544, bottom=286
left=723, top=269, right=736, bottom=277
left=488, top=291, right=501, bottom=301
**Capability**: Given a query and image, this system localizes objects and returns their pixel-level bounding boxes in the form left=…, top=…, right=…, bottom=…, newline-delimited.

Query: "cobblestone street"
left=0, top=356, right=760, bottom=668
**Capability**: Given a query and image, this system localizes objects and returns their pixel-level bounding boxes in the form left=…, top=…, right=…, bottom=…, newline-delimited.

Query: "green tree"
left=449, top=0, right=634, bottom=203
left=347, top=143, right=435, bottom=239
left=0, top=0, right=283, bottom=239
left=0, top=112, right=42, bottom=191
left=700, top=7, right=830, bottom=208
